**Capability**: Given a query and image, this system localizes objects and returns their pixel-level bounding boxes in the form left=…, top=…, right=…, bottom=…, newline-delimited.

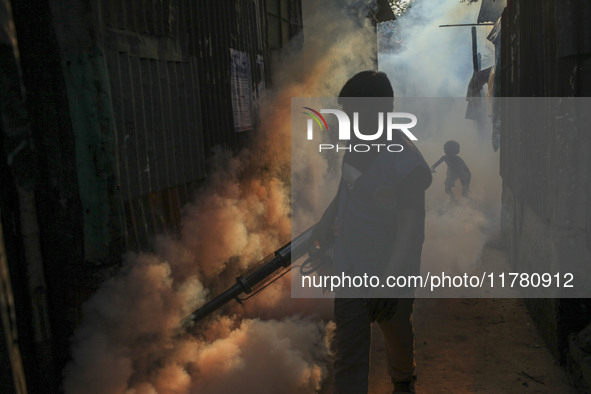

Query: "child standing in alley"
left=431, top=140, right=471, bottom=199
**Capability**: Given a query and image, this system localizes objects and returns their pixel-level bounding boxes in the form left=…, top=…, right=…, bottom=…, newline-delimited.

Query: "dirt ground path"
left=367, top=247, right=577, bottom=393
left=320, top=244, right=577, bottom=393
left=367, top=297, right=576, bottom=393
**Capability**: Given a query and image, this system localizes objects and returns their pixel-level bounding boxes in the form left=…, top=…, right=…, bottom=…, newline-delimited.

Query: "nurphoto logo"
left=302, top=107, right=418, bottom=153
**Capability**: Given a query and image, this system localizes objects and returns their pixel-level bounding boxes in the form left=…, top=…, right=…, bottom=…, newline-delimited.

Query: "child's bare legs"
left=444, top=177, right=455, bottom=199
left=460, top=176, right=470, bottom=197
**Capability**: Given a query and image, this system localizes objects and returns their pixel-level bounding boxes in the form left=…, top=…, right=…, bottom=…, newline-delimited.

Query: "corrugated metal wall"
left=2, top=0, right=303, bottom=390
left=499, top=0, right=591, bottom=221
left=499, top=1, right=551, bottom=220
left=93, top=0, right=302, bottom=251
left=498, top=0, right=591, bottom=367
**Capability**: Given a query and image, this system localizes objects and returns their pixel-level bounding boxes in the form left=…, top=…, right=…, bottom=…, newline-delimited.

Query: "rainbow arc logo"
left=302, top=107, right=328, bottom=139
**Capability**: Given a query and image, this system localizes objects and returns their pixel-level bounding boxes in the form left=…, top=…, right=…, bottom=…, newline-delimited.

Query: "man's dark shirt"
left=332, top=132, right=431, bottom=293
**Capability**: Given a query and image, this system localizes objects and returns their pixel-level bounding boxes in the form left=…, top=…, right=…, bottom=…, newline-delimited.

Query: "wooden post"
left=471, top=26, right=479, bottom=72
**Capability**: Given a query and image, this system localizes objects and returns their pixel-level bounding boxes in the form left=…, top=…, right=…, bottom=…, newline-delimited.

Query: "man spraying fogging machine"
left=184, top=71, right=430, bottom=394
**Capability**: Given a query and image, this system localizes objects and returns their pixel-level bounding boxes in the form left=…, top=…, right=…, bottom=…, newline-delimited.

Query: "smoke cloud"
left=379, top=0, right=495, bottom=97
left=378, top=0, right=500, bottom=277
left=420, top=113, right=500, bottom=277
left=63, top=1, right=379, bottom=393
left=64, top=0, right=502, bottom=392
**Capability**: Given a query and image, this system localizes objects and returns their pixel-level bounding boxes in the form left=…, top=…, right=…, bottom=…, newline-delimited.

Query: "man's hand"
left=364, top=298, right=398, bottom=322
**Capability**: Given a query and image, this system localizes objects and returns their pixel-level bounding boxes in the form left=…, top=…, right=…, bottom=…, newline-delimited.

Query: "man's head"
left=337, top=71, right=395, bottom=143
left=338, top=70, right=394, bottom=99
left=338, top=71, right=394, bottom=115
left=336, top=71, right=396, bottom=169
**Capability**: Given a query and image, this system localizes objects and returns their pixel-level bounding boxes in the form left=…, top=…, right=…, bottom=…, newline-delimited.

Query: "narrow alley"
left=1, top=1, right=590, bottom=393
